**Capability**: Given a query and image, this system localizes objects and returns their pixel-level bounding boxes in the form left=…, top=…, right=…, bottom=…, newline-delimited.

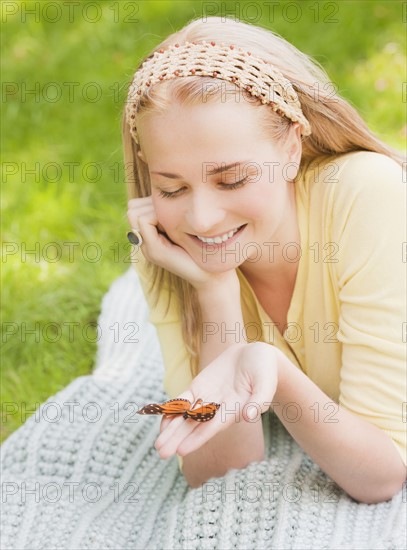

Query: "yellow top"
left=132, top=151, right=407, bottom=473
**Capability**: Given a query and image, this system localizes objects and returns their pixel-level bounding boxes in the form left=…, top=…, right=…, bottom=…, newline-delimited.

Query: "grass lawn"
left=1, top=0, right=405, bottom=441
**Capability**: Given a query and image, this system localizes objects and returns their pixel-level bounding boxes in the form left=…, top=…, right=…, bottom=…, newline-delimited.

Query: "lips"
left=196, top=225, right=242, bottom=244
left=189, top=224, right=247, bottom=247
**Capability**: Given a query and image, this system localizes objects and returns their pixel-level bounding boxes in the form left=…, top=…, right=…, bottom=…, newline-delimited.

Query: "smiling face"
left=135, top=99, right=302, bottom=279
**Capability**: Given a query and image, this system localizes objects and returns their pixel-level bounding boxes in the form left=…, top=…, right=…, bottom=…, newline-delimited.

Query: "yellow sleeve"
left=332, top=152, right=407, bottom=466
left=131, top=253, right=192, bottom=473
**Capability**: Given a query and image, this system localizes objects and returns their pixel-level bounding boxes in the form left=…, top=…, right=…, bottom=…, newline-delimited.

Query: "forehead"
left=136, top=100, right=267, bottom=164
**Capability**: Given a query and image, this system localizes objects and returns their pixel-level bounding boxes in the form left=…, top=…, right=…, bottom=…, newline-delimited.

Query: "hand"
left=154, top=342, right=279, bottom=459
left=127, top=196, right=239, bottom=291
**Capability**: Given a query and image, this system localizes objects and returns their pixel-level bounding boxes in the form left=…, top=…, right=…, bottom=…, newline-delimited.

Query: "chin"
left=196, top=258, right=243, bottom=273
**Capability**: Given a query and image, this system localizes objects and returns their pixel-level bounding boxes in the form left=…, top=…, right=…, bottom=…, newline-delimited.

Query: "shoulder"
left=297, top=152, right=405, bottom=226
left=296, top=151, right=406, bottom=244
left=334, top=151, right=404, bottom=189
left=327, top=152, right=406, bottom=241
left=315, top=151, right=406, bottom=215
left=298, top=151, right=404, bottom=202
left=307, top=151, right=403, bottom=186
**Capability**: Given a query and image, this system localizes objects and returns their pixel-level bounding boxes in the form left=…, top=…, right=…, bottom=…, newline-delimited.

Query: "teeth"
left=197, top=226, right=241, bottom=244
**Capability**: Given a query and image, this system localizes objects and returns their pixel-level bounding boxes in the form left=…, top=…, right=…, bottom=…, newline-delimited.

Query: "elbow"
left=350, top=474, right=406, bottom=505
left=375, top=473, right=407, bottom=504
left=353, top=485, right=404, bottom=505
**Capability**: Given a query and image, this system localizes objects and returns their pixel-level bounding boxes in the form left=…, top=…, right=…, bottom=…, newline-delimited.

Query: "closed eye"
left=157, top=177, right=250, bottom=199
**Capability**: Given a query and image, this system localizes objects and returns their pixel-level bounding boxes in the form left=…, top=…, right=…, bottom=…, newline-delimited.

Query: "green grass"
left=1, top=0, right=405, bottom=441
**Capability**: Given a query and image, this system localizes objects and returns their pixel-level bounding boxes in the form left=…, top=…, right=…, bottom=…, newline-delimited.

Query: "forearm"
left=181, top=284, right=265, bottom=488
left=198, top=282, right=245, bottom=367
left=273, top=348, right=406, bottom=504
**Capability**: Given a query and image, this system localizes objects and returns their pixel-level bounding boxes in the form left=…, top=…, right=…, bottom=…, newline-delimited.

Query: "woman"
left=123, top=16, right=406, bottom=503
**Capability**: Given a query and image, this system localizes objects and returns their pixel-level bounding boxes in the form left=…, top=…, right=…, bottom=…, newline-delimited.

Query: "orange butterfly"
left=136, top=397, right=220, bottom=422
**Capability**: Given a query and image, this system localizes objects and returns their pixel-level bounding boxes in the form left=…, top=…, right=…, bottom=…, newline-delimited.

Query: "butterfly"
left=136, top=397, right=220, bottom=422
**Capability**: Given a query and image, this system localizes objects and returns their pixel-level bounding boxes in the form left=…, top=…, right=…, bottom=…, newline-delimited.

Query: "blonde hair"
left=122, top=16, right=405, bottom=378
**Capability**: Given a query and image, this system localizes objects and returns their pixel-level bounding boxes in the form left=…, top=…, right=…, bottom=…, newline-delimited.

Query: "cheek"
left=240, top=201, right=263, bottom=221
left=236, top=182, right=271, bottom=220
left=152, top=198, right=179, bottom=230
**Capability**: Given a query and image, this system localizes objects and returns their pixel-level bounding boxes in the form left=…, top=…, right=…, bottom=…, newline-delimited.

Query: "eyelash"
left=157, top=177, right=250, bottom=199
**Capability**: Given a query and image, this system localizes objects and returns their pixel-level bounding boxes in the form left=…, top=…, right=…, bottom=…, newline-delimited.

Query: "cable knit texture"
left=1, top=267, right=406, bottom=550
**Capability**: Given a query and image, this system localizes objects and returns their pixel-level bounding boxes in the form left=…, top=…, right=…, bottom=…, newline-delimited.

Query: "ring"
left=127, top=228, right=143, bottom=246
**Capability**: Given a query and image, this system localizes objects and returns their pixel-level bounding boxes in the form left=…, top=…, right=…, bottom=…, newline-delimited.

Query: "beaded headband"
left=125, top=40, right=312, bottom=144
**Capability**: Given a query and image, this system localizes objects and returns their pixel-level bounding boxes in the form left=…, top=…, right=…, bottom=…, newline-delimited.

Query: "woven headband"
left=125, top=40, right=312, bottom=144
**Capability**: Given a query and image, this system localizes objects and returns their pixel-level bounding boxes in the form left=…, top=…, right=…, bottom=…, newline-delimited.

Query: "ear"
left=287, top=123, right=302, bottom=164
left=283, top=123, right=302, bottom=180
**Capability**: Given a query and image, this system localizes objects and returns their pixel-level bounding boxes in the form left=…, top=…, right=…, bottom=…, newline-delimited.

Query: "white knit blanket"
left=1, top=266, right=406, bottom=550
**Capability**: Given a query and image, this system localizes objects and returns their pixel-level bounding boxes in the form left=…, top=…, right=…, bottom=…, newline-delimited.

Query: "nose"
left=185, top=188, right=227, bottom=236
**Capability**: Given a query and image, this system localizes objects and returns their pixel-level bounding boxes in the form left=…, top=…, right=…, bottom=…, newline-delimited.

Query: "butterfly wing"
left=137, top=398, right=191, bottom=416
left=183, top=402, right=220, bottom=422
left=138, top=397, right=220, bottom=422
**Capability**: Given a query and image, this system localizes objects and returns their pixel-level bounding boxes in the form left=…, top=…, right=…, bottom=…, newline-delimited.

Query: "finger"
left=137, top=212, right=160, bottom=241
left=127, top=197, right=152, bottom=208
left=160, top=415, right=175, bottom=433
left=155, top=391, right=200, bottom=455
left=127, top=201, right=153, bottom=213
left=127, top=205, right=154, bottom=227
left=176, top=409, right=230, bottom=456
left=156, top=416, right=202, bottom=459
left=155, top=391, right=195, bottom=446
left=127, top=203, right=153, bottom=217
left=127, top=205, right=168, bottom=241
left=241, top=392, right=273, bottom=422
left=155, top=415, right=184, bottom=449
left=157, top=398, right=228, bottom=458
left=127, top=212, right=161, bottom=261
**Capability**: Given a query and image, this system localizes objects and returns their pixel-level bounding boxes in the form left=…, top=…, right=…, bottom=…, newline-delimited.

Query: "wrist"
left=195, top=271, right=240, bottom=298
left=272, top=346, right=295, bottom=403
left=197, top=286, right=242, bottom=323
left=196, top=279, right=240, bottom=302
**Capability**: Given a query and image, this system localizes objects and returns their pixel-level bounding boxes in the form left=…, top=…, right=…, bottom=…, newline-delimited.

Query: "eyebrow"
left=150, top=161, right=250, bottom=179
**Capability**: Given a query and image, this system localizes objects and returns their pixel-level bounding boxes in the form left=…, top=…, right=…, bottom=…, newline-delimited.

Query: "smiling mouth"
left=189, top=224, right=247, bottom=245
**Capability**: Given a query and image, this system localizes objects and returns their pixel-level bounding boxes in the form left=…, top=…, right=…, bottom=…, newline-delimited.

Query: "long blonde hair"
left=122, top=16, right=404, bottom=378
